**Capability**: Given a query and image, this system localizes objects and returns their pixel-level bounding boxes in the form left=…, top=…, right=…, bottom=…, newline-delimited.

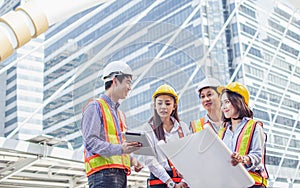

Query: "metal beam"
left=0, top=157, right=38, bottom=182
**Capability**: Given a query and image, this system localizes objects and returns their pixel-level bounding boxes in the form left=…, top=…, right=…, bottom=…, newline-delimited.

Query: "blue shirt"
left=81, top=94, right=123, bottom=158
left=222, top=117, right=265, bottom=172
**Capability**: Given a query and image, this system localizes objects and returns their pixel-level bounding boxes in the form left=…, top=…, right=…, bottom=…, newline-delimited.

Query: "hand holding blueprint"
left=158, top=126, right=254, bottom=188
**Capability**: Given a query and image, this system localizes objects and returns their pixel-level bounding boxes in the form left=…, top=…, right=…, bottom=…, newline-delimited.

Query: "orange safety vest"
left=84, top=99, right=131, bottom=177
left=218, top=119, right=268, bottom=187
left=148, top=125, right=184, bottom=187
left=190, top=117, right=216, bottom=133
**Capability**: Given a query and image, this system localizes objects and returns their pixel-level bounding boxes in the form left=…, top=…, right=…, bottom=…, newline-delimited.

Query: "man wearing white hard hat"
left=81, top=61, right=143, bottom=188
left=190, top=77, right=223, bottom=134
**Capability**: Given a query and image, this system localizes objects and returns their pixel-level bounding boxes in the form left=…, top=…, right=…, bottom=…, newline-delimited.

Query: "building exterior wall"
left=0, top=0, right=44, bottom=140
left=226, top=0, right=300, bottom=186
left=42, top=0, right=228, bottom=149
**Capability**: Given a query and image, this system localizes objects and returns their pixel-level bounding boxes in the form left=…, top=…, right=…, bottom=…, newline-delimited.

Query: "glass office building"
left=226, top=0, right=300, bottom=187
left=1, top=0, right=299, bottom=187
left=42, top=0, right=229, bottom=149
left=0, top=0, right=44, bottom=140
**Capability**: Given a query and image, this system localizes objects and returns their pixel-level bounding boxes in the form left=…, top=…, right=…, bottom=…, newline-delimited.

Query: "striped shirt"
left=81, top=94, right=123, bottom=158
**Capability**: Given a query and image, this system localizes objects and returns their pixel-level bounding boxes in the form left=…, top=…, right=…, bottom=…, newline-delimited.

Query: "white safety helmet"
left=196, top=77, right=221, bottom=93
left=102, top=61, right=133, bottom=82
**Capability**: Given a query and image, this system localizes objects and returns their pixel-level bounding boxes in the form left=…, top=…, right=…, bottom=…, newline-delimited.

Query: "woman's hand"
left=231, top=152, right=243, bottom=166
left=175, top=182, right=188, bottom=188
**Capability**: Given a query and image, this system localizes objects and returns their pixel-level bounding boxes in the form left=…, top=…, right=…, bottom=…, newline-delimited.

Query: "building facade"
left=42, top=0, right=229, bottom=149
left=226, top=0, right=300, bottom=187
left=0, top=0, right=44, bottom=140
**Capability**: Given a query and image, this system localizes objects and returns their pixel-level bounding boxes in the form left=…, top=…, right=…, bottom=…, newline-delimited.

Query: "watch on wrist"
left=167, top=180, right=175, bottom=188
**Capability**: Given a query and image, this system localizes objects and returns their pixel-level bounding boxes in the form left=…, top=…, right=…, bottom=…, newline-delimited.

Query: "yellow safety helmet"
left=152, top=84, right=178, bottom=104
left=217, top=82, right=250, bottom=106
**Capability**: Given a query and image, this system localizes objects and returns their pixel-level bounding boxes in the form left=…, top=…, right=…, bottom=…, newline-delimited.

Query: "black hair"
left=104, top=73, right=132, bottom=90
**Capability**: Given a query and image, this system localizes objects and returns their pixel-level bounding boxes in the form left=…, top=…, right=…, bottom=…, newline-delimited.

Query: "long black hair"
left=151, top=94, right=179, bottom=141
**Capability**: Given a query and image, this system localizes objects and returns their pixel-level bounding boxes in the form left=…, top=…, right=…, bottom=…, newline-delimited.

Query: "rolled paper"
left=0, top=31, right=14, bottom=61
left=16, top=1, right=49, bottom=38
left=0, top=11, right=31, bottom=48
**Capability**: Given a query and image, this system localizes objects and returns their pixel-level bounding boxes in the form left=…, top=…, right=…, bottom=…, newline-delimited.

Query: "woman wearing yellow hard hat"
left=218, top=82, right=269, bottom=188
left=145, top=84, right=190, bottom=188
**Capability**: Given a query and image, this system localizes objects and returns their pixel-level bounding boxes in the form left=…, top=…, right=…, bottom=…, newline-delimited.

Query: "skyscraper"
left=42, top=0, right=229, bottom=150
left=0, top=0, right=44, bottom=140
left=226, top=0, right=300, bottom=187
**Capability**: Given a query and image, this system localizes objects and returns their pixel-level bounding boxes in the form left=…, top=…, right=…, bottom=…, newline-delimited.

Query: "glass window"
left=282, top=158, right=298, bottom=168
left=4, top=117, right=18, bottom=127
left=234, top=43, right=240, bottom=57
left=274, top=7, right=291, bottom=20
left=5, top=96, right=17, bottom=106
left=6, top=75, right=16, bottom=85
left=6, top=85, right=16, bottom=95
left=253, top=108, right=269, bottom=121
left=241, top=23, right=256, bottom=36
left=5, top=107, right=17, bottom=117
left=280, top=43, right=299, bottom=57
left=240, top=5, right=256, bottom=18
left=287, top=30, right=300, bottom=42
left=265, top=155, right=280, bottom=165
left=232, top=23, right=238, bottom=36
left=268, top=20, right=285, bottom=34
left=229, top=3, right=235, bottom=13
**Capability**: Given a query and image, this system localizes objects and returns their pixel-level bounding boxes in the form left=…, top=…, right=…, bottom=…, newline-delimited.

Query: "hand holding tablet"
left=124, top=131, right=155, bottom=156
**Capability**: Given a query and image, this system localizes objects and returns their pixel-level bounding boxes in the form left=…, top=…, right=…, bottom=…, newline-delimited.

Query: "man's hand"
left=122, top=141, right=142, bottom=154
left=131, top=157, right=144, bottom=172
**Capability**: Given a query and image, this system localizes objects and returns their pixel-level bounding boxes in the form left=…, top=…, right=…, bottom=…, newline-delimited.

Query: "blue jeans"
left=88, top=168, right=127, bottom=188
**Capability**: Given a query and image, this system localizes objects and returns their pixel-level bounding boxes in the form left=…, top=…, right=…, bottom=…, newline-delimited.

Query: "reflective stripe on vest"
left=218, top=120, right=268, bottom=187
left=190, top=117, right=216, bottom=134
left=84, top=99, right=131, bottom=177
left=190, top=117, right=205, bottom=133
left=218, top=126, right=226, bottom=139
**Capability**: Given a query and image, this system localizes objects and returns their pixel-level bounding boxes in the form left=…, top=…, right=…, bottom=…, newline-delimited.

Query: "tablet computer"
left=124, top=131, right=155, bottom=156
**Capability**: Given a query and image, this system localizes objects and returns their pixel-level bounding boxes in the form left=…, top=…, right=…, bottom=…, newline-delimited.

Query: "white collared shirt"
left=144, top=117, right=190, bottom=183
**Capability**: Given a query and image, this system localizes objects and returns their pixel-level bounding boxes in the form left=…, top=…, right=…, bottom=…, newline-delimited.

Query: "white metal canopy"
left=0, top=137, right=149, bottom=188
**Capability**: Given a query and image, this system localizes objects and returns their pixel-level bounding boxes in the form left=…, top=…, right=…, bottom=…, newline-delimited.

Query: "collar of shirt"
left=226, top=117, right=251, bottom=130
left=204, top=114, right=212, bottom=123
left=100, top=94, right=120, bottom=110
left=164, top=117, right=180, bottom=134
left=204, top=114, right=219, bottom=132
